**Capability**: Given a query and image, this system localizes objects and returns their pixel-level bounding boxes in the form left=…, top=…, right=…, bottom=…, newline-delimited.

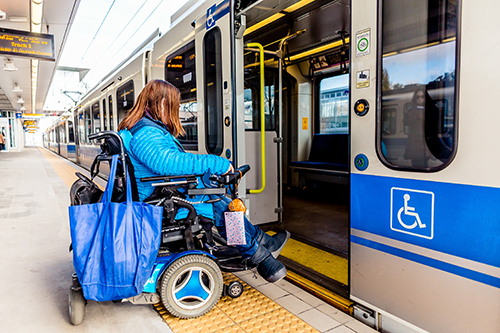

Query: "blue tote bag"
left=69, top=155, right=163, bottom=301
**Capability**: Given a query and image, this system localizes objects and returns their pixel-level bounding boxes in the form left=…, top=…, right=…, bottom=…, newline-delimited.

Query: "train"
left=44, top=0, right=500, bottom=332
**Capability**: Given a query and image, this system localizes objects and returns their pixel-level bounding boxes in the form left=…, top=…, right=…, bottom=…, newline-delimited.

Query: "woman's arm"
left=129, top=126, right=231, bottom=176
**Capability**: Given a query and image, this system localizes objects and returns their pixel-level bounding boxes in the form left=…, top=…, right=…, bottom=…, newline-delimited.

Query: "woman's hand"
left=224, top=164, right=234, bottom=175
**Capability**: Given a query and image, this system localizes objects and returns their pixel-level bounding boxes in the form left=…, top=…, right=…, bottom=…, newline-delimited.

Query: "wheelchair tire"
left=159, top=254, right=223, bottom=319
left=227, top=281, right=244, bottom=298
left=68, top=287, right=86, bottom=325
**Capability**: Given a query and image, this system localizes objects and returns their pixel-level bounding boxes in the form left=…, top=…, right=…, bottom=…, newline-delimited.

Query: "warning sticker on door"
left=356, top=29, right=370, bottom=57
left=356, top=70, right=370, bottom=89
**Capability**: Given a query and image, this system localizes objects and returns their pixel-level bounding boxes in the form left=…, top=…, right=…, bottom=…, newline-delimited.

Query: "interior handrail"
left=245, top=42, right=266, bottom=194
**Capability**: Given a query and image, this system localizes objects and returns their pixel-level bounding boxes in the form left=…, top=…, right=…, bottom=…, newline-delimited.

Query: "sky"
left=383, top=41, right=456, bottom=88
left=43, top=0, right=190, bottom=112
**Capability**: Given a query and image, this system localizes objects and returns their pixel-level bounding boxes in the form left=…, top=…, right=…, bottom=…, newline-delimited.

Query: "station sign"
left=0, top=28, right=55, bottom=61
left=23, top=113, right=45, bottom=119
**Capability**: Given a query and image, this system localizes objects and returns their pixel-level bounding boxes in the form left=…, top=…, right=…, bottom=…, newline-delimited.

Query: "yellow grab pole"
left=247, top=42, right=266, bottom=194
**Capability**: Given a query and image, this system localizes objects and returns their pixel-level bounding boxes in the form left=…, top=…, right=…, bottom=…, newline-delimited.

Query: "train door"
left=0, top=118, right=9, bottom=152
left=194, top=1, right=240, bottom=171
left=349, top=1, right=498, bottom=332
left=233, top=0, right=351, bottom=299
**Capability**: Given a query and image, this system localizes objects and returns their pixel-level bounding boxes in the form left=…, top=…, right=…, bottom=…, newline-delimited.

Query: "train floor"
left=261, top=183, right=350, bottom=297
left=0, top=147, right=376, bottom=333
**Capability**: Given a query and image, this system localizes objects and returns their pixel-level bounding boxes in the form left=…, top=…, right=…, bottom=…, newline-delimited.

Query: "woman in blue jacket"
left=118, top=79, right=289, bottom=283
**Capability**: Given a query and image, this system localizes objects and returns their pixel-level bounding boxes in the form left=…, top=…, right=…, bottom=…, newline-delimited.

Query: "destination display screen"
left=0, top=28, right=55, bottom=61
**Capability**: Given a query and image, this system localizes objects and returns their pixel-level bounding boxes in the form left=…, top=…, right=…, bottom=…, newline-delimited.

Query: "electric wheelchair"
left=68, top=131, right=253, bottom=325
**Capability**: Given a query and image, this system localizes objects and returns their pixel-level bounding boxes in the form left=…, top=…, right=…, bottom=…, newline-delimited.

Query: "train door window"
left=84, top=107, right=91, bottom=143
left=318, top=74, right=349, bottom=134
left=92, top=102, right=101, bottom=135
left=68, top=120, right=74, bottom=143
left=243, top=66, right=281, bottom=131
left=116, top=81, right=134, bottom=126
left=165, top=41, right=198, bottom=150
left=378, top=0, right=458, bottom=170
left=78, top=110, right=84, bottom=144
left=102, top=98, right=108, bottom=131
left=204, top=28, right=223, bottom=155
left=59, top=124, right=66, bottom=143
left=108, top=96, right=114, bottom=131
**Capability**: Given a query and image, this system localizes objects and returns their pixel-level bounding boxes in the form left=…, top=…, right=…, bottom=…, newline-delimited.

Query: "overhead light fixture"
left=20, top=106, right=26, bottom=112
left=13, top=84, right=22, bottom=92
left=244, top=13, right=285, bottom=36
left=31, top=0, right=43, bottom=33
left=17, top=96, right=25, bottom=104
left=31, top=0, right=43, bottom=113
left=0, top=9, right=5, bottom=20
left=10, top=16, right=28, bottom=22
left=282, top=0, right=315, bottom=13
left=243, top=0, right=315, bottom=37
left=287, top=37, right=350, bottom=62
left=4, top=58, right=18, bottom=71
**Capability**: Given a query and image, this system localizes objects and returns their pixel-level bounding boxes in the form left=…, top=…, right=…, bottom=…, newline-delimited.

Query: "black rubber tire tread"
left=160, top=254, right=223, bottom=319
left=227, top=281, right=243, bottom=298
left=68, top=288, right=86, bottom=325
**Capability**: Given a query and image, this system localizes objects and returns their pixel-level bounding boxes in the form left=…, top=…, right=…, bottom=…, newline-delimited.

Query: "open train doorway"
left=238, top=0, right=351, bottom=298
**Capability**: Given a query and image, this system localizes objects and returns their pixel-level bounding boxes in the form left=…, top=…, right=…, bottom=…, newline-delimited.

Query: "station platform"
left=0, top=148, right=377, bottom=333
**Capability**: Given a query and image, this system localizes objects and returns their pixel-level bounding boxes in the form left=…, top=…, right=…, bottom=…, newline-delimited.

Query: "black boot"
left=257, top=230, right=291, bottom=258
left=249, top=243, right=287, bottom=283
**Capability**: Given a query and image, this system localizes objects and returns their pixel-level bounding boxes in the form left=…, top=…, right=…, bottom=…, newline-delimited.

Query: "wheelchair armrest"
left=186, top=188, right=226, bottom=196
left=140, top=174, right=203, bottom=182
left=149, top=179, right=198, bottom=187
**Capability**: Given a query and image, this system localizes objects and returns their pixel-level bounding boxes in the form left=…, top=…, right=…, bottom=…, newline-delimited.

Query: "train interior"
left=241, top=0, right=351, bottom=296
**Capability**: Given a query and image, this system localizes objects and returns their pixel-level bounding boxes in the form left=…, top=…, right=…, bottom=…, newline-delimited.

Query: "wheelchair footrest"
left=126, top=293, right=161, bottom=305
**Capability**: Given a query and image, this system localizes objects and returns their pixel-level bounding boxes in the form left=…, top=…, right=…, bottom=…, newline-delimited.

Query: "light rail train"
left=44, top=0, right=500, bottom=331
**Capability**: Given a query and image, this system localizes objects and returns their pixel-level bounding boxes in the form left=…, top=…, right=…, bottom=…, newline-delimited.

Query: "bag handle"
left=102, top=155, right=119, bottom=203
left=126, top=169, right=133, bottom=205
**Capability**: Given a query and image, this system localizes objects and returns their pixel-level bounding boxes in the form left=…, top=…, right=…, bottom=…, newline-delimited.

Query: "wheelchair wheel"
left=68, top=287, right=86, bottom=325
left=227, top=281, right=244, bottom=298
left=159, top=254, right=223, bottom=319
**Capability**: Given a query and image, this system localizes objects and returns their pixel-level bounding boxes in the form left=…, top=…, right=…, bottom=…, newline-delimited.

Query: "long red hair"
left=118, top=79, right=185, bottom=137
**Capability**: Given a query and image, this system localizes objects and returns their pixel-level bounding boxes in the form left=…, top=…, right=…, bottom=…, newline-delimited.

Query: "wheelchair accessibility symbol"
left=391, top=187, right=434, bottom=239
left=206, top=4, right=216, bottom=29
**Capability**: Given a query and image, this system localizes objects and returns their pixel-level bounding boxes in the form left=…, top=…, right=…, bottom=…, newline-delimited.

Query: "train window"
left=59, top=124, right=66, bottom=144
left=102, top=98, right=108, bottom=131
left=68, top=120, right=74, bottom=143
left=165, top=41, right=196, bottom=103
left=243, top=68, right=281, bottom=131
left=177, top=101, right=198, bottom=150
left=204, top=27, right=223, bottom=155
left=92, top=102, right=101, bottom=135
left=108, top=96, right=114, bottom=131
left=166, top=41, right=198, bottom=150
left=77, top=110, right=84, bottom=144
left=318, top=74, right=349, bottom=134
left=84, top=107, right=91, bottom=143
left=378, top=0, right=458, bottom=170
left=382, top=107, right=397, bottom=136
left=116, top=81, right=134, bottom=127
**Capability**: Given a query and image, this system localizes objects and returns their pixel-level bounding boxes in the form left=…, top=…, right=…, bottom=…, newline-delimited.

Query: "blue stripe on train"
left=351, top=235, right=500, bottom=288
left=351, top=173, right=500, bottom=269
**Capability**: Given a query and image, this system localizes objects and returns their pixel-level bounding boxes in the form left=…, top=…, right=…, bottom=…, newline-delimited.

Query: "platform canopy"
left=0, top=0, right=80, bottom=114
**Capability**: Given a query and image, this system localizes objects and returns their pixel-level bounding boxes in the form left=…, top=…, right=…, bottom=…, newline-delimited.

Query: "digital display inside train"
left=0, top=28, right=55, bottom=61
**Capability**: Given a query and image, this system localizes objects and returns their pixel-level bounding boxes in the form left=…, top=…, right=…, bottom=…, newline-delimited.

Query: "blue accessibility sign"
left=206, top=4, right=216, bottom=30
left=390, top=187, right=434, bottom=239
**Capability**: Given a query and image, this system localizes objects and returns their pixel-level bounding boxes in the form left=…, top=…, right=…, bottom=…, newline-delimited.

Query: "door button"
left=354, top=99, right=369, bottom=116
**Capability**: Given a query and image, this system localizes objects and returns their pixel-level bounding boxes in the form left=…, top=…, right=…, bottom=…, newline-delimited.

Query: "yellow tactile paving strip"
left=268, top=231, right=348, bottom=286
left=40, top=148, right=319, bottom=333
left=38, top=147, right=104, bottom=190
left=155, top=273, right=318, bottom=333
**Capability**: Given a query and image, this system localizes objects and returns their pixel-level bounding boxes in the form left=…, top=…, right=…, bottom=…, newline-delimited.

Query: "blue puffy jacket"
left=119, top=116, right=230, bottom=219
